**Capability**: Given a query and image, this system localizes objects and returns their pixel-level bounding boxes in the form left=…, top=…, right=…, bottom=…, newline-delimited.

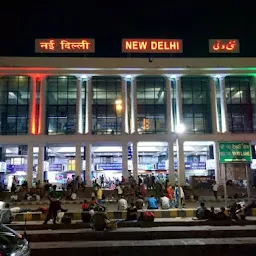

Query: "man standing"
left=211, top=181, right=218, bottom=200
left=44, top=185, right=62, bottom=224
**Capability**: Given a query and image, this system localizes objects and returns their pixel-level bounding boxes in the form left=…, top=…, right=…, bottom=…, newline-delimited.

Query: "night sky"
left=0, top=1, right=255, bottom=57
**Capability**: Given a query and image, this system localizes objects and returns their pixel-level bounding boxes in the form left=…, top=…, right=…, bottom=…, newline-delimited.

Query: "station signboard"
left=122, top=38, right=183, bottom=53
left=35, top=38, right=95, bottom=53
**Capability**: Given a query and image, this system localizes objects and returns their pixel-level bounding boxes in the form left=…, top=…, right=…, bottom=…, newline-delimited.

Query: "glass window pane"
left=181, top=76, right=211, bottom=134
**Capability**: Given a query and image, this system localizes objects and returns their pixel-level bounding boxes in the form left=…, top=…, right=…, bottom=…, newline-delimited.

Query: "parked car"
left=0, top=223, right=30, bottom=255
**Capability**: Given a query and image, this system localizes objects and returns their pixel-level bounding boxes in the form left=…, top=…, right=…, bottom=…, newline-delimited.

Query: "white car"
left=0, top=224, right=30, bottom=256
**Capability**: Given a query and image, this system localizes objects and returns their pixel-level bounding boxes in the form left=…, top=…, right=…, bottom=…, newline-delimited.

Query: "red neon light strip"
left=30, top=77, right=37, bottom=135
left=38, top=79, right=43, bottom=134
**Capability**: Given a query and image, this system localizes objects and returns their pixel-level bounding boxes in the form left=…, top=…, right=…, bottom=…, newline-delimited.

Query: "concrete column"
left=27, top=144, right=34, bottom=187
left=130, top=77, right=137, bottom=134
left=122, top=143, right=129, bottom=179
left=76, top=77, right=83, bottom=134
left=176, top=139, right=185, bottom=186
left=85, top=144, right=92, bottom=186
left=121, top=77, right=129, bottom=134
left=39, top=77, right=47, bottom=134
left=210, top=77, right=218, bottom=134
left=166, top=77, right=174, bottom=133
left=75, top=144, right=82, bottom=177
left=219, top=77, right=229, bottom=133
left=213, top=141, right=221, bottom=183
left=132, top=142, right=138, bottom=181
left=36, top=146, right=44, bottom=182
left=85, top=77, right=92, bottom=134
left=168, top=141, right=175, bottom=185
left=29, top=76, right=37, bottom=135
left=175, top=77, right=183, bottom=131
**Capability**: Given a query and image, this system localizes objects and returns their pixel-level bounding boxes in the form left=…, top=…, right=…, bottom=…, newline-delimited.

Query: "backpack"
left=140, top=211, right=155, bottom=222
left=61, top=215, right=72, bottom=224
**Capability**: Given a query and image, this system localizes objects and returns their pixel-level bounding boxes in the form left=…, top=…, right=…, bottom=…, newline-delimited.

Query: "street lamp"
left=115, top=99, right=122, bottom=111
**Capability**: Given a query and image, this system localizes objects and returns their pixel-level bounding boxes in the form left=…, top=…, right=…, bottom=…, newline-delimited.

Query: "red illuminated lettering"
left=210, top=39, right=239, bottom=53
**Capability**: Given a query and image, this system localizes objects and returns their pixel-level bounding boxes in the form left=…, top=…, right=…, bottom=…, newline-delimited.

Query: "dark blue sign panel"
left=7, top=164, right=27, bottom=173
left=157, top=162, right=206, bottom=170
left=96, top=163, right=122, bottom=171
left=128, top=145, right=132, bottom=160
left=49, top=164, right=62, bottom=172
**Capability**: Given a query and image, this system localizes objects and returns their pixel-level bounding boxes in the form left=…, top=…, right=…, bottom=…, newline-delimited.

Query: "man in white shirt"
left=116, top=183, right=123, bottom=199
left=0, top=201, right=5, bottom=210
left=160, top=195, right=170, bottom=209
left=212, top=181, right=218, bottom=200
left=118, top=196, right=128, bottom=210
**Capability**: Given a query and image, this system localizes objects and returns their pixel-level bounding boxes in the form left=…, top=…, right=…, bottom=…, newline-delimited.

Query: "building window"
left=137, top=76, right=166, bottom=134
left=92, top=76, right=122, bottom=135
left=226, top=76, right=254, bottom=133
left=182, top=76, right=212, bottom=134
left=46, top=76, right=76, bottom=135
left=0, top=76, right=30, bottom=135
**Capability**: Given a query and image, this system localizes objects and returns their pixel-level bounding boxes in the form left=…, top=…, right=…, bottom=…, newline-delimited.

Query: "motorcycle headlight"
left=10, top=240, right=29, bottom=256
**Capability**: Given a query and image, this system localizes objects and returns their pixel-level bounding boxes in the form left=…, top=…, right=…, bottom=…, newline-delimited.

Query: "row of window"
left=0, top=75, right=255, bottom=135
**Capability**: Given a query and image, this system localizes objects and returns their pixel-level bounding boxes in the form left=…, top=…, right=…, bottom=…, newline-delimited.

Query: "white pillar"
left=75, top=144, right=82, bottom=177
left=130, top=77, right=137, bottom=134
left=132, top=142, right=138, bottom=181
left=175, top=77, right=183, bottom=131
left=168, top=140, right=175, bottom=185
left=37, top=146, right=44, bottom=182
left=166, top=77, right=174, bottom=133
left=176, top=139, right=185, bottom=186
left=210, top=77, right=218, bottom=134
left=122, top=143, right=129, bottom=179
left=219, top=77, right=229, bottom=133
left=85, top=77, right=92, bottom=134
left=213, top=142, right=221, bottom=183
left=76, top=77, right=83, bottom=134
left=121, top=77, right=129, bottom=134
left=27, top=144, right=34, bottom=187
left=85, top=144, right=92, bottom=186
left=29, top=76, right=37, bottom=135
left=39, top=77, right=46, bottom=134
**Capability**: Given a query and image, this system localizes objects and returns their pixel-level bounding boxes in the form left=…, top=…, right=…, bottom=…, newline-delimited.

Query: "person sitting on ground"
left=118, top=196, right=128, bottom=211
left=91, top=207, right=110, bottom=231
left=160, top=194, right=170, bottom=209
left=215, top=207, right=229, bottom=221
left=135, top=195, right=144, bottom=210
left=0, top=203, right=13, bottom=224
left=236, top=204, right=245, bottom=220
left=81, top=200, right=89, bottom=211
left=147, top=195, right=158, bottom=210
left=126, top=202, right=138, bottom=221
left=195, top=202, right=211, bottom=220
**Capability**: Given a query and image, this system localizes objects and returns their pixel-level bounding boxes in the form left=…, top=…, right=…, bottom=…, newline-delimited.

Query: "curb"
left=12, top=208, right=256, bottom=222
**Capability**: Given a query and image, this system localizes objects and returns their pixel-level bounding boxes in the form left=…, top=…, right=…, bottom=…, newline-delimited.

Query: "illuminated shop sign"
left=122, top=39, right=183, bottom=53
left=219, top=142, right=251, bottom=163
left=35, top=38, right=95, bottom=53
left=209, top=39, right=240, bottom=53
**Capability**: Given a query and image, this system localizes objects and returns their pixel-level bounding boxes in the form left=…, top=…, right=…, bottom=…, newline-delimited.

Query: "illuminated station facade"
left=0, top=38, right=255, bottom=189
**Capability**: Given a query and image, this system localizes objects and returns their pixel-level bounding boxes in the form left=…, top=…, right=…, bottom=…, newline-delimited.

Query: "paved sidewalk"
left=30, top=237, right=256, bottom=248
